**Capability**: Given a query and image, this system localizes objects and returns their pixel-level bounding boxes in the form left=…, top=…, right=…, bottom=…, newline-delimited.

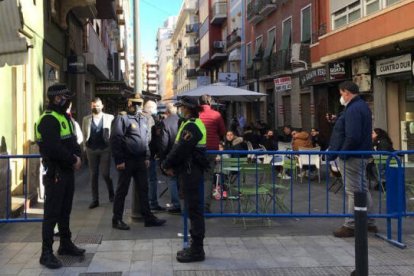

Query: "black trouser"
left=180, top=163, right=205, bottom=249
left=42, top=167, right=74, bottom=253
left=86, top=147, right=114, bottom=202
left=113, top=158, right=152, bottom=221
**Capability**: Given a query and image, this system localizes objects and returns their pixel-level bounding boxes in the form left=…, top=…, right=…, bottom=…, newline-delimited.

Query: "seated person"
left=278, top=125, right=293, bottom=143
left=291, top=130, right=313, bottom=151
left=223, top=131, right=247, bottom=157
left=243, top=125, right=261, bottom=148
left=310, top=128, right=328, bottom=150
left=260, top=129, right=278, bottom=151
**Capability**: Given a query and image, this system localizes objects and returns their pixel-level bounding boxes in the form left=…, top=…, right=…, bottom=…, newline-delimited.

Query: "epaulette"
left=118, top=111, right=127, bottom=115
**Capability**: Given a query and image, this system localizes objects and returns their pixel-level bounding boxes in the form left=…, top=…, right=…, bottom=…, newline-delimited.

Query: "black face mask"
left=92, top=108, right=102, bottom=114
left=62, top=99, right=71, bottom=111
left=127, top=104, right=142, bottom=115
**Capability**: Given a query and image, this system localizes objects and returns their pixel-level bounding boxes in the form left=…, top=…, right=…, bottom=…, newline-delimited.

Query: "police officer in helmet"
left=161, top=96, right=209, bottom=263
left=35, top=83, right=84, bottom=269
left=110, top=97, right=166, bottom=230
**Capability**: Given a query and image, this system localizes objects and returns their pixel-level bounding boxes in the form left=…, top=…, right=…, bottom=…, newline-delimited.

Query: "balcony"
left=211, top=1, right=227, bottom=25
left=211, top=41, right=227, bottom=61
left=185, top=23, right=199, bottom=35
left=186, top=69, right=201, bottom=79
left=291, top=43, right=310, bottom=72
left=270, top=49, right=291, bottom=74
left=96, top=0, right=116, bottom=20
left=183, top=0, right=198, bottom=11
left=257, top=0, right=277, bottom=17
left=226, top=28, right=242, bottom=51
left=246, top=64, right=255, bottom=80
left=174, top=58, right=182, bottom=71
left=260, top=57, right=271, bottom=77
left=186, top=46, right=200, bottom=58
left=247, top=1, right=263, bottom=25
left=84, top=24, right=109, bottom=80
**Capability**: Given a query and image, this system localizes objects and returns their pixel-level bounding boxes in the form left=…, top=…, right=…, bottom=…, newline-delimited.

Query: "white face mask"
left=340, top=96, right=347, bottom=106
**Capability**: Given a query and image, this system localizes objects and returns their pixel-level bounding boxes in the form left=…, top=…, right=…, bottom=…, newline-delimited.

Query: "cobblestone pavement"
left=1, top=164, right=414, bottom=275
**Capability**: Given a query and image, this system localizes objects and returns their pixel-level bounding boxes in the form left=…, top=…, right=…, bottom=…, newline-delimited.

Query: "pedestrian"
left=161, top=96, right=209, bottom=262
left=328, top=81, right=377, bottom=238
left=110, top=97, right=166, bottom=230
left=158, top=103, right=181, bottom=214
left=82, top=97, right=115, bottom=209
left=199, top=94, right=226, bottom=213
left=144, top=100, right=166, bottom=211
left=35, top=83, right=84, bottom=269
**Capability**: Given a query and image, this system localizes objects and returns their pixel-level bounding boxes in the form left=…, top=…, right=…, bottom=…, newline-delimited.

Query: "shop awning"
left=0, top=0, right=28, bottom=67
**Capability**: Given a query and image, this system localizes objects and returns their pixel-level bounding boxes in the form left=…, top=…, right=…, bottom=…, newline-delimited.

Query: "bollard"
left=353, top=191, right=368, bottom=276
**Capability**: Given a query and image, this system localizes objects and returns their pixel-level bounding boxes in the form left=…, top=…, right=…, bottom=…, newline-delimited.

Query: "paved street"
left=1, top=164, right=414, bottom=275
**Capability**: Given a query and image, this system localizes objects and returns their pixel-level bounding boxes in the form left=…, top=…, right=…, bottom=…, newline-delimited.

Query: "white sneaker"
left=282, top=175, right=291, bottom=180
left=277, top=173, right=282, bottom=178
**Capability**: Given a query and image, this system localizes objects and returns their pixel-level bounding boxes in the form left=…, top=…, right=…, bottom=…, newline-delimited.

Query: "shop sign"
left=376, top=54, right=412, bottom=76
left=300, top=67, right=327, bottom=86
left=67, top=55, right=86, bottom=74
left=218, top=72, right=238, bottom=87
left=329, top=62, right=347, bottom=81
left=95, top=83, right=122, bottom=94
left=274, top=76, right=292, bottom=92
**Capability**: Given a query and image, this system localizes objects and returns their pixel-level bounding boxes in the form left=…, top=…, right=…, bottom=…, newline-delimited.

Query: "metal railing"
left=180, top=150, right=412, bottom=249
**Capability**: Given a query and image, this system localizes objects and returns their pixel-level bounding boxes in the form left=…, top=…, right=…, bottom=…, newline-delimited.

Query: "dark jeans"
left=180, top=164, right=205, bottom=248
left=148, top=158, right=159, bottom=208
left=86, top=147, right=114, bottom=202
left=42, top=167, right=74, bottom=253
left=113, top=159, right=152, bottom=221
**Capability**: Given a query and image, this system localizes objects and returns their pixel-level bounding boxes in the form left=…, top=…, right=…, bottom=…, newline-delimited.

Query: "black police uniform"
left=162, top=99, right=209, bottom=262
left=110, top=109, right=165, bottom=229
left=35, top=84, right=85, bottom=269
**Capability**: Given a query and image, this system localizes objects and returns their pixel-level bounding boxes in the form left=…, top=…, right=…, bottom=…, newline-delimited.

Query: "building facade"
left=310, top=0, right=414, bottom=150
left=172, top=0, right=200, bottom=95
left=157, top=16, right=177, bottom=99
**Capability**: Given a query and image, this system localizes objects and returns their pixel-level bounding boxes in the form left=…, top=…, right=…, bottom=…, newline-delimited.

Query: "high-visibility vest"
left=35, top=110, right=74, bottom=142
left=175, top=118, right=206, bottom=147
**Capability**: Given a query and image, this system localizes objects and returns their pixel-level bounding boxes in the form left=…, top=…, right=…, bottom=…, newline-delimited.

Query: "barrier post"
left=353, top=191, right=368, bottom=276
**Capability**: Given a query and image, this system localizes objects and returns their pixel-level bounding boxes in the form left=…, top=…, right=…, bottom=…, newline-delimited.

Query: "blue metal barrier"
left=0, top=154, right=43, bottom=223
left=180, top=150, right=410, bottom=249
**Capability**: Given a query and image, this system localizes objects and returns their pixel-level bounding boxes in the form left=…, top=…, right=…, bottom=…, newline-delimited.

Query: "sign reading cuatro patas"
left=376, top=54, right=412, bottom=76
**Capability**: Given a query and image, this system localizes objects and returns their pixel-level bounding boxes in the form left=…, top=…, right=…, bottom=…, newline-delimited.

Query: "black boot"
left=176, top=247, right=205, bottom=263
left=39, top=251, right=62, bottom=269
left=58, top=240, right=85, bottom=256
left=144, top=215, right=166, bottom=227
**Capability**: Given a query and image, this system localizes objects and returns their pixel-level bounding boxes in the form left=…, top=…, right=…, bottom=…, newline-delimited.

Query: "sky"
left=140, top=0, right=182, bottom=62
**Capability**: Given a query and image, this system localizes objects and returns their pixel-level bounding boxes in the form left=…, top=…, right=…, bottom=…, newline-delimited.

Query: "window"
left=264, top=28, right=276, bottom=57
left=281, top=17, right=292, bottom=50
left=246, top=43, right=252, bottom=66
left=365, top=0, right=380, bottom=15
left=254, top=36, right=263, bottom=57
left=332, top=1, right=361, bottom=29
left=301, top=5, right=311, bottom=43
left=386, top=0, right=400, bottom=6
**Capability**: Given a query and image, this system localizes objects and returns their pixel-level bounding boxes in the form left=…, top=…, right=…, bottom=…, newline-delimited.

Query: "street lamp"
left=252, top=55, right=262, bottom=120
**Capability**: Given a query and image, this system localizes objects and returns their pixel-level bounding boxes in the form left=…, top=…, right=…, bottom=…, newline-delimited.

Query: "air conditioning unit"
left=213, top=41, right=225, bottom=49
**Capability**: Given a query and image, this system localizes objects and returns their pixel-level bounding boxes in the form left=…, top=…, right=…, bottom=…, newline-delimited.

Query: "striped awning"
left=0, top=0, right=28, bottom=67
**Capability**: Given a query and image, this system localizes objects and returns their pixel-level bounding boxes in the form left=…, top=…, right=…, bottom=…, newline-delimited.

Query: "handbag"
left=212, top=173, right=227, bottom=200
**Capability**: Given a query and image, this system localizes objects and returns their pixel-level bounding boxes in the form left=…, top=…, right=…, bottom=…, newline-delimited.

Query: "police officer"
left=110, top=97, right=166, bottom=230
left=35, top=83, right=84, bottom=269
left=161, top=96, right=209, bottom=263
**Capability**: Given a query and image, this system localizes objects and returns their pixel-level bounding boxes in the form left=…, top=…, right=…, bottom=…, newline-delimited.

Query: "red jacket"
left=199, top=105, right=226, bottom=150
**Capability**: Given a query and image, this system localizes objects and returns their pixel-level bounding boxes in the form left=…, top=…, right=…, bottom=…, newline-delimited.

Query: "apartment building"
left=0, top=0, right=125, bottom=213
left=157, top=16, right=177, bottom=99
left=245, top=0, right=312, bottom=129
left=143, top=62, right=159, bottom=94
left=172, top=0, right=200, bottom=95
left=310, top=0, right=414, bottom=149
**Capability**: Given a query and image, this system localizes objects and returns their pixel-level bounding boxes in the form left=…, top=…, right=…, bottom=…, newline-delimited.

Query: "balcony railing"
left=260, top=57, right=271, bottom=76
left=211, top=1, right=227, bottom=25
left=84, top=23, right=109, bottom=79
left=186, top=69, right=201, bottom=79
left=270, top=49, right=291, bottom=73
left=186, top=46, right=200, bottom=57
left=247, top=1, right=263, bottom=25
left=185, top=23, right=199, bottom=35
left=257, top=0, right=277, bottom=17
left=226, top=28, right=241, bottom=50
